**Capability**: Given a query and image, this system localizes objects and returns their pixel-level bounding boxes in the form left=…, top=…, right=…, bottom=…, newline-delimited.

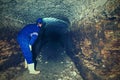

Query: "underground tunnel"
left=33, top=17, right=70, bottom=60
left=0, top=0, right=120, bottom=80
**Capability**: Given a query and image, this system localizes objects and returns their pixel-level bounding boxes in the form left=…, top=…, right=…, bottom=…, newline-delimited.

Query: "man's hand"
left=29, top=45, right=32, bottom=51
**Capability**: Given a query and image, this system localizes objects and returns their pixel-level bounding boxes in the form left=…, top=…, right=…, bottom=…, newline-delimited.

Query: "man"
left=17, top=18, right=43, bottom=74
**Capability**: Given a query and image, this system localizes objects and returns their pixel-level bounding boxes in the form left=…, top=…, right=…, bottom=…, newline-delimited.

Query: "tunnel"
left=33, top=17, right=70, bottom=60
left=0, top=0, right=120, bottom=80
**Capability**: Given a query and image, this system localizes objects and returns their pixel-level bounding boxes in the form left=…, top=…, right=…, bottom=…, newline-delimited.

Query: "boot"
left=24, top=59, right=28, bottom=68
left=28, top=63, right=40, bottom=74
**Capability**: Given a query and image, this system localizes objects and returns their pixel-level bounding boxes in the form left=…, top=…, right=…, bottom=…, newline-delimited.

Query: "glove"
left=29, top=45, right=32, bottom=51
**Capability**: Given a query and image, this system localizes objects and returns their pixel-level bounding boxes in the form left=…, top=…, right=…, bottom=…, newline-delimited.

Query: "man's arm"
left=29, top=32, right=38, bottom=45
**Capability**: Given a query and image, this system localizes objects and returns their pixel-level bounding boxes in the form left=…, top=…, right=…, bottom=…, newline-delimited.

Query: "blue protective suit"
left=17, top=24, right=41, bottom=64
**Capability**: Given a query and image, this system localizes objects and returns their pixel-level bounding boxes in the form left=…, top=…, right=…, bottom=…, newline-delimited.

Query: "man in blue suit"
left=17, top=18, right=43, bottom=74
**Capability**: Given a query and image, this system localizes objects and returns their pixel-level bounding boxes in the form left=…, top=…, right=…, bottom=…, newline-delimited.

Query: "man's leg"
left=18, top=42, right=40, bottom=74
left=24, top=59, right=28, bottom=68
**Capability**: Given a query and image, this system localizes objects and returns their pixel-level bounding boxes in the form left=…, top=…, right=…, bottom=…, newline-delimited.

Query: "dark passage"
left=33, top=17, right=70, bottom=61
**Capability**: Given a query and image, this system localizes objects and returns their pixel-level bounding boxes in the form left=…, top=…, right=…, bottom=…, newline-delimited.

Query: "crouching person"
left=17, top=18, right=43, bottom=74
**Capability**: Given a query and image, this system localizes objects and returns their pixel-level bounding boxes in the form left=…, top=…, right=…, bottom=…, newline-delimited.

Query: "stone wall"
left=71, top=3, right=120, bottom=80
left=1, top=0, right=119, bottom=28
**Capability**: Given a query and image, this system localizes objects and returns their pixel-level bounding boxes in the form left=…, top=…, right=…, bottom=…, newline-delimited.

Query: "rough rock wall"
left=1, top=0, right=117, bottom=28
left=71, top=0, right=120, bottom=79
left=72, top=19, right=120, bottom=80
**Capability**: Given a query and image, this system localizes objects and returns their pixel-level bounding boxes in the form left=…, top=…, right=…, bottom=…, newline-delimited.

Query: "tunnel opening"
left=33, top=17, right=71, bottom=61
left=31, top=17, right=84, bottom=80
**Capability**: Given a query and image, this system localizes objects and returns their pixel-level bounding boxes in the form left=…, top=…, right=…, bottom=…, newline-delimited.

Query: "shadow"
left=66, top=28, right=102, bottom=80
left=0, top=53, right=24, bottom=71
left=32, top=17, right=69, bottom=68
left=31, top=17, right=87, bottom=80
left=32, top=17, right=84, bottom=79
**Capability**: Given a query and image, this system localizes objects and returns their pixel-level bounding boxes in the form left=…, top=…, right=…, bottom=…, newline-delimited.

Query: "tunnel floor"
left=13, top=41, right=83, bottom=80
